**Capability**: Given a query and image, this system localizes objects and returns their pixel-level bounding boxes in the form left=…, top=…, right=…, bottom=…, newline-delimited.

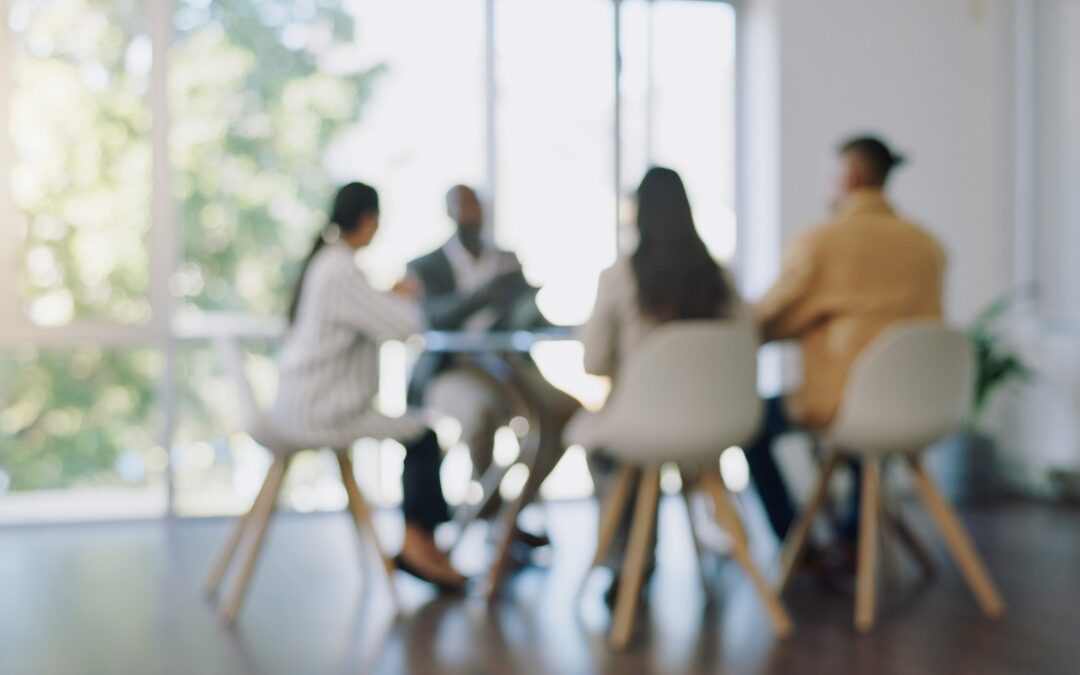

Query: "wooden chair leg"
left=697, top=469, right=749, bottom=551
left=700, top=469, right=793, bottom=638
left=204, top=457, right=282, bottom=598
left=592, top=466, right=639, bottom=568
left=610, top=468, right=661, bottom=651
left=336, top=450, right=400, bottom=610
left=855, top=457, right=882, bottom=633
left=906, top=456, right=1005, bottom=617
left=575, top=465, right=637, bottom=603
left=220, top=455, right=289, bottom=626
left=778, top=453, right=841, bottom=593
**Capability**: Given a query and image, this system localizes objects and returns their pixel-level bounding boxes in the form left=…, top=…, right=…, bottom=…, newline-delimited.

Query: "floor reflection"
left=2, top=500, right=1077, bottom=674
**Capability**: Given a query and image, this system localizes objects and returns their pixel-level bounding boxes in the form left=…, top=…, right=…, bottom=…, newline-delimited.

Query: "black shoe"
left=393, top=555, right=467, bottom=594
left=516, top=527, right=551, bottom=549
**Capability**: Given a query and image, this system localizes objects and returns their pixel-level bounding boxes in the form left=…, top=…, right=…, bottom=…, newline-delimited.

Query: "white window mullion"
left=1012, top=0, right=1035, bottom=325
left=148, top=0, right=179, bottom=515
left=483, top=0, right=497, bottom=238
left=0, top=0, right=22, bottom=333
left=149, top=0, right=176, bottom=336
left=613, top=0, right=623, bottom=245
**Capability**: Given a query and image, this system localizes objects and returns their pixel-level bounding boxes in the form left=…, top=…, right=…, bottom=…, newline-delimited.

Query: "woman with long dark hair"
left=572, top=167, right=750, bottom=601
left=580, top=166, right=742, bottom=377
left=272, top=182, right=465, bottom=589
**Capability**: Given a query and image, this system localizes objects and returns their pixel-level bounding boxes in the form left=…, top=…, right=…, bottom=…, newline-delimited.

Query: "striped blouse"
left=271, top=240, right=428, bottom=448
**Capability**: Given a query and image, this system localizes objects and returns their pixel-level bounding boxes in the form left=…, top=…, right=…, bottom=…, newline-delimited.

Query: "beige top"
left=755, top=189, right=946, bottom=430
left=580, top=256, right=754, bottom=381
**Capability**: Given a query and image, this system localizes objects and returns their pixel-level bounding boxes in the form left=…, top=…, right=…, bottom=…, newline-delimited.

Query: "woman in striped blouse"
left=272, top=182, right=465, bottom=590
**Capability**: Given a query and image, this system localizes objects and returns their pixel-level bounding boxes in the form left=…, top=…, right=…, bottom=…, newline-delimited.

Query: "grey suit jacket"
left=406, top=241, right=541, bottom=405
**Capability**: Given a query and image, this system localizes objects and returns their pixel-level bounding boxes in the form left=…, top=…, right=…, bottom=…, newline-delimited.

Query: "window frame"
left=0, top=0, right=737, bottom=518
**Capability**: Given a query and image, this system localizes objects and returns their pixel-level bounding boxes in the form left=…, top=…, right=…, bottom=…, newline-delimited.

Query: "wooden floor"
left=0, top=497, right=1078, bottom=675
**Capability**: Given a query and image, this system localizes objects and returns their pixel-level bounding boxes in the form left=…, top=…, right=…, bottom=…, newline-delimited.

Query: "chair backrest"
left=212, top=336, right=262, bottom=434
left=828, top=321, right=974, bottom=455
left=212, top=336, right=297, bottom=454
left=593, top=322, right=762, bottom=465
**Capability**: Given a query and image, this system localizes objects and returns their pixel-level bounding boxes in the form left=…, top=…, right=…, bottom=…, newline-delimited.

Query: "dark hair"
left=838, top=135, right=906, bottom=187
left=287, top=182, right=379, bottom=324
left=631, top=167, right=733, bottom=323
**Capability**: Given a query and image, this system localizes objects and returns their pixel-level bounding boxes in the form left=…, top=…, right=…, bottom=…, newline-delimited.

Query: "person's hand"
left=480, top=270, right=526, bottom=307
left=392, top=273, right=422, bottom=301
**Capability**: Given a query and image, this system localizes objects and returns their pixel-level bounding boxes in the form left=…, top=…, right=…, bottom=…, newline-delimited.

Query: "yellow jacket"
left=755, top=189, right=946, bottom=429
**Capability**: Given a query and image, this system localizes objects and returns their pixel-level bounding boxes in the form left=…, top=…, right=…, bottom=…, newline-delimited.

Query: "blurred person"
left=750, top=135, right=946, bottom=547
left=570, top=167, right=753, bottom=602
left=273, top=182, right=465, bottom=590
left=407, top=185, right=579, bottom=545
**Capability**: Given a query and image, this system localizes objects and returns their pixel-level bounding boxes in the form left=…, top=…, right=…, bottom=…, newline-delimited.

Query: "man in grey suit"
left=408, top=185, right=578, bottom=530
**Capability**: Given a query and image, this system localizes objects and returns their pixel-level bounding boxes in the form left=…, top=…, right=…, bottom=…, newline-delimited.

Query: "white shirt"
left=442, top=235, right=504, bottom=333
left=271, top=240, right=427, bottom=447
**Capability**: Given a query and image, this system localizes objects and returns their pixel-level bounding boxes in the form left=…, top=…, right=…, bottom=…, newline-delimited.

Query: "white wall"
left=738, top=0, right=1080, bottom=489
left=1031, top=0, right=1080, bottom=324
left=1002, top=0, right=1080, bottom=491
left=774, top=0, right=1017, bottom=322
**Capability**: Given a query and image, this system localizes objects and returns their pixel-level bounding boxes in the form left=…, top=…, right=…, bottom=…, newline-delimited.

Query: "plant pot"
left=922, top=430, right=1001, bottom=504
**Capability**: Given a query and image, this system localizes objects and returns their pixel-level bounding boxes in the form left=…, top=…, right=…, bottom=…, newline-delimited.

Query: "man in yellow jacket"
left=748, top=135, right=946, bottom=541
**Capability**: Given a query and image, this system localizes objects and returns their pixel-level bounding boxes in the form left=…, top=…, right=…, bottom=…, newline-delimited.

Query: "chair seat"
left=567, top=408, right=754, bottom=465
left=824, top=410, right=967, bottom=457
left=823, top=321, right=974, bottom=457
left=564, top=323, right=762, bottom=466
left=248, top=416, right=311, bottom=456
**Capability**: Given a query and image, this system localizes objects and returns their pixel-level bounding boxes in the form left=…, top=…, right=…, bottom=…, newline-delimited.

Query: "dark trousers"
left=401, top=429, right=450, bottom=533
left=743, top=397, right=799, bottom=540
left=744, top=396, right=860, bottom=542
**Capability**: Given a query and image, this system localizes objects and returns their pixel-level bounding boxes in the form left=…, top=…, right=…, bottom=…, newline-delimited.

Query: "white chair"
left=777, top=322, right=1006, bottom=632
left=202, top=337, right=398, bottom=625
left=569, top=322, right=792, bottom=650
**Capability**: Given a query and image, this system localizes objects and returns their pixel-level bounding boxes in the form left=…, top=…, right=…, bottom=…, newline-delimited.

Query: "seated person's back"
left=757, top=138, right=946, bottom=430
left=582, top=254, right=752, bottom=380
left=572, top=166, right=752, bottom=585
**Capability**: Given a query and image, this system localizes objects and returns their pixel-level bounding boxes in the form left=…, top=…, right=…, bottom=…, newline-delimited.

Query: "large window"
left=495, top=0, right=616, bottom=326
left=8, top=0, right=153, bottom=328
left=621, top=0, right=737, bottom=262
left=0, top=0, right=737, bottom=522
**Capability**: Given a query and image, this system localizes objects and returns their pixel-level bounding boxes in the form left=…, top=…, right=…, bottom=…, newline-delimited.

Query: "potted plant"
left=970, top=285, right=1034, bottom=425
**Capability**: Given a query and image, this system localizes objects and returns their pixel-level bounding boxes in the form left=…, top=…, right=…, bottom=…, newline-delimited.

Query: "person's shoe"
left=808, top=540, right=858, bottom=596
left=515, top=527, right=551, bottom=549
left=393, top=554, right=467, bottom=593
left=486, top=523, right=551, bottom=549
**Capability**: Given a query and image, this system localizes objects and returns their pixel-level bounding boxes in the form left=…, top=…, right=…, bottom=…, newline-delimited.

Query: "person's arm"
left=754, top=229, right=824, bottom=342
left=407, top=260, right=491, bottom=330
left=334, top=264, right=424, bottom=340
left=720, top=268, right=761, bottom=340
left=419, top=287, right=491, bottom=330
left=580, top=267, right=620, bottom=377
